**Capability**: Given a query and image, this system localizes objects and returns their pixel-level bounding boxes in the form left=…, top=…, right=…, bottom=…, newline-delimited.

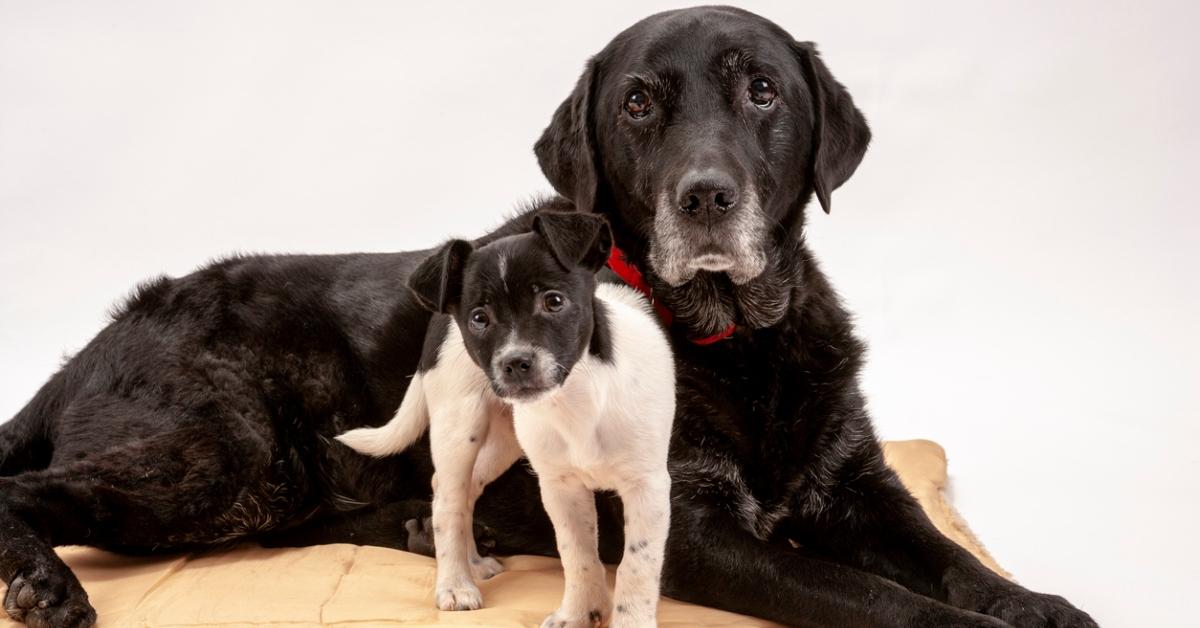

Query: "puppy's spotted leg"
left=538, top=474, right=610, bottom=628
left=428, top=401, right=491, bottom=611
left=611, top=472, right=671, bottom=628
left=465, top=409, right=521, bottom=581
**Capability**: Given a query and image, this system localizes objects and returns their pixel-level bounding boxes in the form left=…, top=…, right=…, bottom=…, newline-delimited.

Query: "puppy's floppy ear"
left=532, top=211, right=612, bottom=272
left=534, top=58, right=600, bottom=212
left=793, top=42, right=871, bottom=214
left=407, top=240, right=473, bottom=314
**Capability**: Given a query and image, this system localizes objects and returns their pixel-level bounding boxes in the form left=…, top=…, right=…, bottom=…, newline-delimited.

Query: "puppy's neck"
left=586, top=296, right=613, bottom=362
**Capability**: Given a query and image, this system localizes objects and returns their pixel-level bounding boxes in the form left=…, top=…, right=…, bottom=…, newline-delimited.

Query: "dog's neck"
left=604, top=227, right=809, bottom=341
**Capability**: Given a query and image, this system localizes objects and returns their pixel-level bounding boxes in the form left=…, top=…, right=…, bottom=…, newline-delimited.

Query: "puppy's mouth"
left=492, top=381, right=562, bottom=404
left=648, top=189, right=769, bottom=287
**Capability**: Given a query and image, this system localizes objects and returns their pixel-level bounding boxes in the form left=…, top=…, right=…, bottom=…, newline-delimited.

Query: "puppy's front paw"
left=982, top=590, right=1098, bottom=628
left=539, top=606, right=607, bottom=628
left=470, top=555, right=504, bottom=581
left=435, top=581, right=483, bottom=611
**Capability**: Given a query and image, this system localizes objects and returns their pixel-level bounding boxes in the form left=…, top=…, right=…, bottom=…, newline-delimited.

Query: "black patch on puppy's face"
left=408, top=212, right=613, bottom=401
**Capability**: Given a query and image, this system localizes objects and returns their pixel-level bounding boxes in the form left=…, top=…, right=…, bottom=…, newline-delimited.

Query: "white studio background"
left=1, top=1, right=1196, bottom=625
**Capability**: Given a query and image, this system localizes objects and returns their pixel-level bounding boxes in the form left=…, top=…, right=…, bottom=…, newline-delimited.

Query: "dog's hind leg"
left=0, top=420, right=279, bottom=628
left=427, top=400, right=493, bottom=611
left=463, top=408, right=521, bottom=581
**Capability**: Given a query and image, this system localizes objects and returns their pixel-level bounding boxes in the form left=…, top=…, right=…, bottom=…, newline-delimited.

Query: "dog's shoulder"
left=591, top=283, right=674, bottom=392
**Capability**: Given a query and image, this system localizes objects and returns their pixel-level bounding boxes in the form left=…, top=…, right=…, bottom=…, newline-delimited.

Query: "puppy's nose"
left=501, top=353, right=534, bottom=379
left=677, top=170, right=739, bottom=218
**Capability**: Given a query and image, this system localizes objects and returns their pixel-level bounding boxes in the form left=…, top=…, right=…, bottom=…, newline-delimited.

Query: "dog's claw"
left=4, top=573, right=96, bottom=628
left=435, top=583, right=484, bottom=611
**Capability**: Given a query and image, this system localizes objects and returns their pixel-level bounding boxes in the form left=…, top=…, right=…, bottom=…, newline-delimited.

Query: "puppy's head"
left=535, top=7, right=870, bottom=332
left=408, top=212, right=612, bottom=403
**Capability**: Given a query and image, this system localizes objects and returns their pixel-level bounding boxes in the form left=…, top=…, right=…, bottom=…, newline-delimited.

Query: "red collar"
left=606, top=243, right=737, bottom=346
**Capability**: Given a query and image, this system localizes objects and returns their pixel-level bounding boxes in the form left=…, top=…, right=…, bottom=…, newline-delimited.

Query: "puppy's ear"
left=793, top=42, right=871, bottom=214
left=407, top=240, right=474, bottom=314
left=532, top=211, right=612, bottom=272
left=534, top=58, right=600, bottom=212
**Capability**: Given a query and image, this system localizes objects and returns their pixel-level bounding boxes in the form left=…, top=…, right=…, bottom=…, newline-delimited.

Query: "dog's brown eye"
left=543, top=292, right=567, bottom=312
left=749, top=77, right=777, bottom=108
left=624, top=90, right=651, bottom=118
left=469, top=309, right=490, bottom=330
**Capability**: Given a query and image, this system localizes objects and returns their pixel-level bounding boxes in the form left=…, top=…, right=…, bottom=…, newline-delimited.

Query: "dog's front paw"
left=435, top=580, right=483, bottom=611
left=3, top=569, right=97, bottom=628
left=539, top=606, right=607, bottom=628
left=469, top=555, right=504, bottom=581
left=981, top=590, right=1098, bottom=628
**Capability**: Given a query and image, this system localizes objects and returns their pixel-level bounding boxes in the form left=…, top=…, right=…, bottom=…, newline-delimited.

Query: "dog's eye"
left=469, top=309, right=490, bottom=330
left=749, top=77, right=777, bottom=108
left=542, top=292, right=567, bottom=313
left=624, top=90, right=651, bottom=119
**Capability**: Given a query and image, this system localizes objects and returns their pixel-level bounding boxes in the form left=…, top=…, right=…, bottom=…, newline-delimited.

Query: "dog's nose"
left=676, top=171, right=739, bottom=218
left=501, top=353, right=534, bottom=379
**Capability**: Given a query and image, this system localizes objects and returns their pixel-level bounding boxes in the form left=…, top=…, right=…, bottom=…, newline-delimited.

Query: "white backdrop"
left=1, top=1, right=1197, bottom=626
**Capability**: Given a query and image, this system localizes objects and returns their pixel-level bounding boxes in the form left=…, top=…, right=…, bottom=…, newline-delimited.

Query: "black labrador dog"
left=0, top=6, right=1095, bottom=628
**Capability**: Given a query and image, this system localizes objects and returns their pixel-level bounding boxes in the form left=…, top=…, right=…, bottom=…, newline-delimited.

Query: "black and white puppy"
left=338, top=212, right=674, bottom=628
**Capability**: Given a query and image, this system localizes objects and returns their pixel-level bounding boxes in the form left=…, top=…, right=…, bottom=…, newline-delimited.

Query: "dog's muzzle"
left=649, top=184, right=768, bottom=287
left=490, top=346, right=562, bottom=401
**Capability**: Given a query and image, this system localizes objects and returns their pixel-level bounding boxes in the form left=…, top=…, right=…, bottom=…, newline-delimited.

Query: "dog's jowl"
left=339, top=212, right=675, bottom=627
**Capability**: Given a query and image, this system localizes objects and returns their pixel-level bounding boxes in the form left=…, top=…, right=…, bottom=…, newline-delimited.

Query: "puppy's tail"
left=335, top=372, right=430, bottom=457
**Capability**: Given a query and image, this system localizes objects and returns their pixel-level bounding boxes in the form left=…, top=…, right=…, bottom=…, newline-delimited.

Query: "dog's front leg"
left=428, top=403, right=490, bottom=611
left=611, top=471, right=670, bottom=628
left=537, top=473, right=610, bottom=628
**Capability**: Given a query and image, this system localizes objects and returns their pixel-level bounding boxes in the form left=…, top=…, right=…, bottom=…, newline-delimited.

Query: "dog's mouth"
left=492, top=381, right=562, bottom=404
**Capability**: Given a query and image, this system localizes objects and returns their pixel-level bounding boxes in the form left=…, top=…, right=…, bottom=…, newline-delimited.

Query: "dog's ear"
left=532, top=211, right=612, bottom=272
left=407, top=240, right=474, bottom=314
left=793, top=42, right=871, bottom=214
left=534, top=58, right=599, bottom=212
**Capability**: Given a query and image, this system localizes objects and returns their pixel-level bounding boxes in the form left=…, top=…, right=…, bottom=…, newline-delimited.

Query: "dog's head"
left=408, top=212, right=612, bottom=402
left=535, top=6, right=870, bottom=334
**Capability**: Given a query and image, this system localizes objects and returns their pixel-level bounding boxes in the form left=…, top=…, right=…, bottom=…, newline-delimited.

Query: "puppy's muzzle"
left=492, top=349, right=558, bottom=401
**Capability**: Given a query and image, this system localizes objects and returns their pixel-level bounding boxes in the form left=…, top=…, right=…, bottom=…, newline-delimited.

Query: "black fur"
left=409, top=211, right=615, bottom=398
left=0, top=7, right=1095, bottom=628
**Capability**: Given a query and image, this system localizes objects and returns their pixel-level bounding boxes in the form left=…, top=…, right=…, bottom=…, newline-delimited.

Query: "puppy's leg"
left=610, top=471, right=670, bottom=628
left=428, top=403, right=490, bottom=611
left=465, top=410, right=521, bottom=581
left=537, top=474, right=610, bottom=628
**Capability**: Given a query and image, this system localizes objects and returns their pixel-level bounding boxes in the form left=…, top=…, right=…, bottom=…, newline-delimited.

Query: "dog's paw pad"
left=3, top=574, right=96, bottom=627
left=435, top=583, right=483, bottom=611
left=470, top=555, right=504, bottom=581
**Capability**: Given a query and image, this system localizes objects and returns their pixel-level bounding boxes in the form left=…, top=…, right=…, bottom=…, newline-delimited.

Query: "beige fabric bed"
left=0, top=440, right=1006, bottom=627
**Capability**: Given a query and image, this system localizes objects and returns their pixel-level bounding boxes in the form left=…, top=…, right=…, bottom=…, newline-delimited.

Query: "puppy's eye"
left=469, top=309, right=490, bottom=331
left=542, top=292, right=567, bottom=313
left=624, top=90, right=651, bottom=119
left=749, top=77, right=777, bottom=108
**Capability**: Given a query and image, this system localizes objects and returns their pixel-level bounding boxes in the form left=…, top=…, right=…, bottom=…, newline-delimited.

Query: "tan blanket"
left=0, top=440, right=1006, bottom=627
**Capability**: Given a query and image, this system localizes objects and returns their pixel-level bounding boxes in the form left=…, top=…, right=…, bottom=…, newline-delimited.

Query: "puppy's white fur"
left=337, top=283, right=675, bottom=628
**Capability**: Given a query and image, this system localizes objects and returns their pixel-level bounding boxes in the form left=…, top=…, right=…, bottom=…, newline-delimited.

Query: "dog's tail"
left=335, top=372, right=430, bottom=457
left=0, top=376, right=59, bottom=476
